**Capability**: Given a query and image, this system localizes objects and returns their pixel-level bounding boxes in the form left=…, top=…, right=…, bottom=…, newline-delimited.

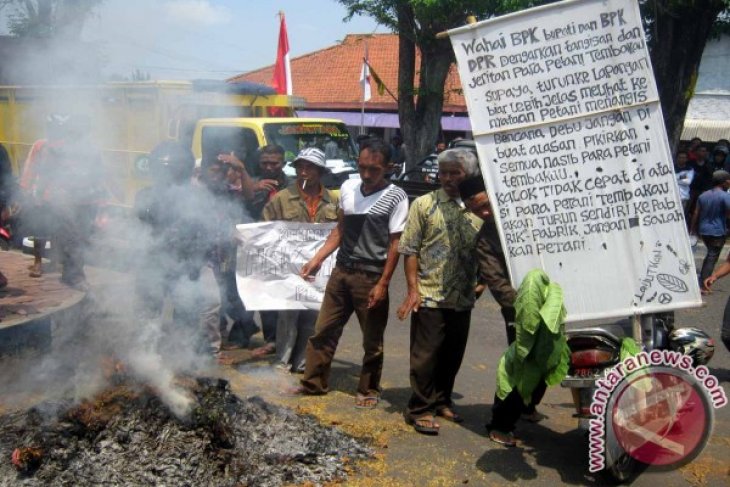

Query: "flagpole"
left=360, top=40, right=369, bottom=135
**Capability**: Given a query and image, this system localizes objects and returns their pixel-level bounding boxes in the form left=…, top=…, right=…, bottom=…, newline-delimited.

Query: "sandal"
left=29, top=263, right=42, bottom=278
left=488, top=429, right=516, bottom=447
left=406, top=414, right=440, bottom=435
left=436, top=407, right=464, bottom=423
left=354, top=394, right=379, bottom=409
left=281, top=385, right=323, bottom=397
left=251, top=343, right=275, bottom=358
left=221, top=341, right=246, bottom=351
left=215, top=352, right=236, bottom=366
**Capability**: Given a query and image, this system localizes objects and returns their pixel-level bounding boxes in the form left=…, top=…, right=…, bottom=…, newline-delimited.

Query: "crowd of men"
left=3, top=125, right=730, bottom=447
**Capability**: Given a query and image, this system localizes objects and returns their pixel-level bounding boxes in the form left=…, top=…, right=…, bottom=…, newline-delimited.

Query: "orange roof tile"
left=229, top=33, right=466, bottom=112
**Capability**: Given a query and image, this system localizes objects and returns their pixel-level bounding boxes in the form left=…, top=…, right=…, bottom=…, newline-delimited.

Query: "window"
left=201, top=126, right=259, bottom=172
left=263, top=122, right=357, bottom=169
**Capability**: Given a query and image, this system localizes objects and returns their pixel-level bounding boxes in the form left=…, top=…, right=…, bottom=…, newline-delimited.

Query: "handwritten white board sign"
left=235, top=221, right=336, bottom=311
left=448, top=0, right=701, bottom=321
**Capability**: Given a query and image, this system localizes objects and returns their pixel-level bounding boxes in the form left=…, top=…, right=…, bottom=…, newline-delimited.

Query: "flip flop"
left=406, top=414, right=440, bottom=435
left=251, top=343, right=275, bottom=358
left=281, top=385, right=324, bottom=397
left=215, top=352, right=236, bottom=366
left=488, top=429, right=516, bottom=447
left=436, top=407, right=464, bottom=423
left=354, top=394, right=379, bottom=409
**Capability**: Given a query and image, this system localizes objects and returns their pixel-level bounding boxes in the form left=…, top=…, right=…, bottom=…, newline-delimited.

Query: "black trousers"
left=407, top=307, right=471, bottom=418
left=700, top=236, right=726, bottom=285
left=213, top=246, right=258, bottom=343
left=489, top=381, right=547, bottom=433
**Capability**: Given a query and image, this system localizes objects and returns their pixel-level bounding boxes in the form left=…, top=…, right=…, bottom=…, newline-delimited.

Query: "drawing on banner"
left=448, top=0, right=702, bottom=321
left=235, top=221, right=337, bottom=311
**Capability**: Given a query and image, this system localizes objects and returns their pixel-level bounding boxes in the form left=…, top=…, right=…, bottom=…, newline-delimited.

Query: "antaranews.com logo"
left=588, top=349, right=727, bottom=472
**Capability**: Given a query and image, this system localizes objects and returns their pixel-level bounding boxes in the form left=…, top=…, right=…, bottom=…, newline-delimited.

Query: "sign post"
left=447, top=0, right=701, bottom=321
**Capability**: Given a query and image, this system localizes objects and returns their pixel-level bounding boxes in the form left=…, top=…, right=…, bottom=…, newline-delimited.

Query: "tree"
left=1, top=0, right=103, bottom=39
left=642, top=0, right=729, bottom=151
left=0, top=0, right=105, bottom=83
left=340, top=0, right=528, bottom=170
left=341, top=0, right=730, bottom=165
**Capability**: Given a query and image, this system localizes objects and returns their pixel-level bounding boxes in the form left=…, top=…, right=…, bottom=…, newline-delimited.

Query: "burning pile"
left=0, top=377, right=370, bottom=486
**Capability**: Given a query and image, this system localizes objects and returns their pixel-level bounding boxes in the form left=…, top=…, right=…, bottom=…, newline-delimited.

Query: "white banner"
left=448, top=0, right=701, bottom=321
left=235, top=221, right=336, bottom=311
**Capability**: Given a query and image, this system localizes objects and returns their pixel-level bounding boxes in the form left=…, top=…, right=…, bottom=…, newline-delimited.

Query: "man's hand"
left=255, top=179, right=279, bottom=192
left=704, top=275, right=718, bottom=290
left=367, top=282, right=388, bottom=309
left=300, top=259, right=321, bottom=281
left=475, top=283, right=486, bottom=299
left=397, top=289, right=421, bottom=320
left=217, top=152, right=245, bottom=170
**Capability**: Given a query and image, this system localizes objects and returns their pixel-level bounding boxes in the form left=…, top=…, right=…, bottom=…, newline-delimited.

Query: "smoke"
left=0, top=34, right=243, bottom=420
left=0, top=0, right=380, bottom=421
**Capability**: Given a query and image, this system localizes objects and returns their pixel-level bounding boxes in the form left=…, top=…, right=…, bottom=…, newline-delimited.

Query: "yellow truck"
left=0, top=80, right=358, bottom=209
left=192, top=117, right=358, bottom=187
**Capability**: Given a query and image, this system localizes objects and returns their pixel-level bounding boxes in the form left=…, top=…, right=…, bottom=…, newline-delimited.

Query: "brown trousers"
left=407, top=307, right=471, bottom=419
left=300, top=266, right=389, bottom=395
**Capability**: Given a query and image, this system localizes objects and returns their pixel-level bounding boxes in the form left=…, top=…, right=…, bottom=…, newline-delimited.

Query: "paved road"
left=225, top=246, right=730, bottom=487
left=3, top=245, right=727, bottom=486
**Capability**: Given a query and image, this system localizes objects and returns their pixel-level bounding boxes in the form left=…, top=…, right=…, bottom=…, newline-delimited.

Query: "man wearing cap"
left=261, top=148, right=339, bottom=372
left=691, top=170, right=730, bottom=293
left=396, top=148, right=483, bottom=435
left=458, top=176, right=547, bottom=446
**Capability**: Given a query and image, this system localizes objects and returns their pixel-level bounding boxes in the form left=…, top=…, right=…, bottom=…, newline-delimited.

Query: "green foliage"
left=496, top=269, right=569, bottom=404
left=540, top=282, right=566, bottom=333
left=514, top=269, right=548, bottom=336
left=2, top=0, right=103, bottom=39
left=619, top=336, right=641, bottom=361
left=337, top=0, right=553, bottom=41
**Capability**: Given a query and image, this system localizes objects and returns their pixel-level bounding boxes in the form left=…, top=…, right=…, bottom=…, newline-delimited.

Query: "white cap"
left=293, top=147, right=328, bottom=172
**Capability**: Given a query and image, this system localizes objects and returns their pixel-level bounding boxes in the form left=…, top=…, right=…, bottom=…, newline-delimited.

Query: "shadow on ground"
left=475, top=421, right=615, bottom=486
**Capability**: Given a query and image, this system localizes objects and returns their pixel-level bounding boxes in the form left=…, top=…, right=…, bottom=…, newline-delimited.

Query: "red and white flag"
left=272, top=12, right=292, bottom=95
left=359, top=44, right=371, bottom=102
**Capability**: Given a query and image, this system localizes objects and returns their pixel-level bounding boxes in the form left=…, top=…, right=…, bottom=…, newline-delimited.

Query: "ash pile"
left=0, top=377, right=370, bottom=486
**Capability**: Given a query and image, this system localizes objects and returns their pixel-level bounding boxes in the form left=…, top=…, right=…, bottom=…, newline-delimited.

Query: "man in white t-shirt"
left=293, top=138, right=409, bottom=408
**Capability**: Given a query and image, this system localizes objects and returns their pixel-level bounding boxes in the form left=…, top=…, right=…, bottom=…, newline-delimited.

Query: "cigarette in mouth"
left=302, top=180, right=307, bottom=190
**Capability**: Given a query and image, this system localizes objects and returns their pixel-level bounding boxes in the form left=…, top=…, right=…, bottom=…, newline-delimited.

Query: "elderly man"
left=396, top=148, right=482, bottom=435
left=293, top=138, right=408, bottom=408
left=261, top=147, right=339, bottom=372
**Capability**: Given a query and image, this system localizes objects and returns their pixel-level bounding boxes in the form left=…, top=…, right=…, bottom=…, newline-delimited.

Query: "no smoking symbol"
left=658, top=293, right=672, bottom=304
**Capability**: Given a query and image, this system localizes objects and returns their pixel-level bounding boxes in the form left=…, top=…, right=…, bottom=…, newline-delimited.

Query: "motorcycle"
left=561, top=313, right=714, bottom=482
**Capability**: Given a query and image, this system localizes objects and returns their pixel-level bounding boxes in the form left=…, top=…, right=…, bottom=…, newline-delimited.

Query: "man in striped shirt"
left=293, top=139, right=408, bottom=409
